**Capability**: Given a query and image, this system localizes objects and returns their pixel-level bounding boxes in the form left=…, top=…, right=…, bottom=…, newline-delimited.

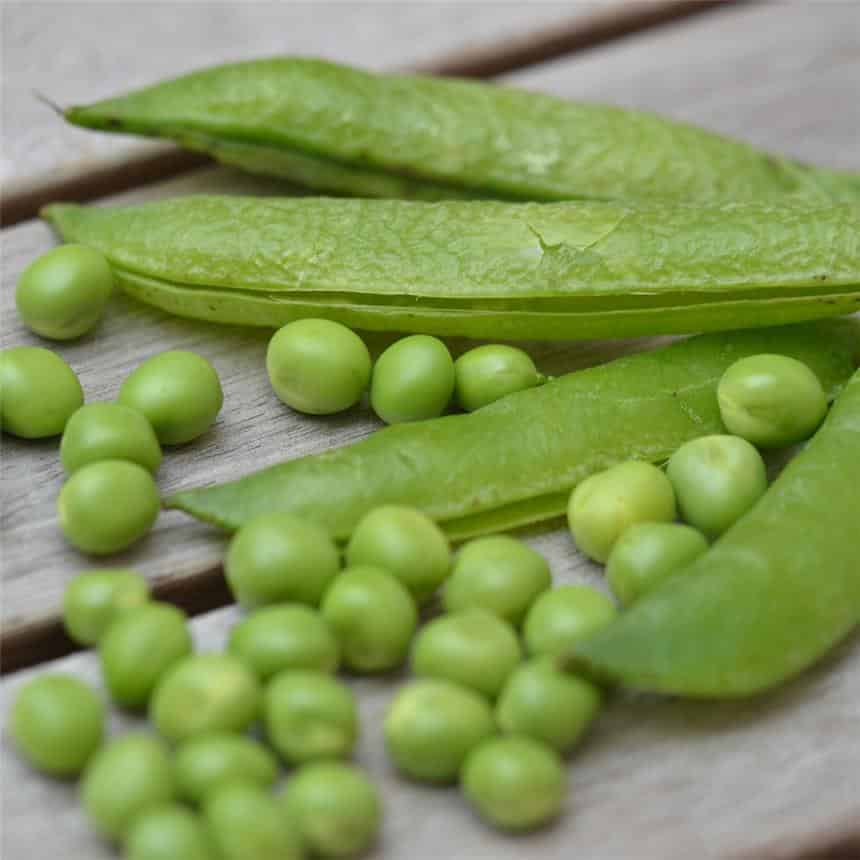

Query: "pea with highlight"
left=454, top=344, right=545, bottom=411
left=63, top=569, right=150, bottom=646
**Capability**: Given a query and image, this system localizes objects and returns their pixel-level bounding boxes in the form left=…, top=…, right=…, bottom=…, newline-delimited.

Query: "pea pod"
left=63, top=58, right=860, bottom=203
left=42, top=197, right=860, bottom=341
left=567, top=367, right=860, bottom=698
left=167, top=321, right=859, bottom=540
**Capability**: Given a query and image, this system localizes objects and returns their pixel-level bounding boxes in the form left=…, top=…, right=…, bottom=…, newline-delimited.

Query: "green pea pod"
left=567, top=367, right=860, bottom=698
left=166, top=321, right=859, bottom=540
left=63, top=58, right=860, bottom=203
left=42, top=197, right=860, bottom=341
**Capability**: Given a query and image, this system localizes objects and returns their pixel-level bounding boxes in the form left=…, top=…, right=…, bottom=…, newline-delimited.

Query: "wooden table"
left=2, top=3, right=859, bottom=858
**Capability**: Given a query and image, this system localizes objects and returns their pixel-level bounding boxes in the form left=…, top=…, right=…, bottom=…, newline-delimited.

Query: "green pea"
left=203, top=782, right=303, bottom=860
left=9, top=674, right=104, bottom=777
left=383, top=679, right=495, bottom=784
left=281, top=762, right=381, bottom=859
left=718, top=353, right=828, bottom=448
left=461, top=736, right=565, bottom=832
left=150, top=654, right=261, bottom=743
left=229, top=604, right=339, bottom=680
left=16, top=244, right=114, bottom=340
left=496, top=657, right=601, bottom=754
left=667, top=434, right=768, bottom=539
left=370, top=335, right=454, bottom=424
left=124, top=803, right=216, bottom=860
left=81, top=733, right=175, bottom=841
left=606, top=522, right=709, bottom=605
left=57, top=459, right=160, bottom=555
left=99, top=602, right=192, bottom=709
left=454, top=344, right=545, bottom=411
left=266, top=318, right=371, bottom=415
left=225, top=513, right=341, bottom=608
left=63, top=568, right=150, bottom=645
left=60, top=402, right=162, bottom=474
left=320, top=566, right=417, bottom=673
left=345, top=505, right=451, bottom=604
left=523, top=585, right=617, bottom=657
left=175, top=733, right=279, bottom=805
left=118, top=350, right=223, bottom=445
left=442, top=535, right=551, bottom=627
left=0, top=346, right=83, bottom=438
left=411, top=609, right=521, bottom=700
left=567, top=460, right=677, bottom=563
left=264, top=670, right=358, bottom=764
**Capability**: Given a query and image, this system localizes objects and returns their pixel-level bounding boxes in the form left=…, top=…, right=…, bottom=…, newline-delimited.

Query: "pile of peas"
left=6, top=244, right=832, bottom=855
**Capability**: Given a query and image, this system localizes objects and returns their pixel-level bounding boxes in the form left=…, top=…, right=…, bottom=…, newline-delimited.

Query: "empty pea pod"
left=42, top=196, right=860, bottom=341
left=165, top=321, right=859, bottom=540
left=63, top=58, right=860, bottom=203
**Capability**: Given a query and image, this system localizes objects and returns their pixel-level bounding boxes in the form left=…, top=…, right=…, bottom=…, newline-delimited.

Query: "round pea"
left=16, top=244, right=114, bottom=340
left=0, top=346, right=83, bottom=438
left=81, top=733, right=175, bottom=841
left=443, top=535, right=551, bottom=627
left=124, top=804, right=216, bottom=860
left=266, top=319, right=372, bottom=415
left=370, top=334, right=454, bottom=424
left=203, top=781, right=303, bottom=860
left=175, top=733, right=278, bottom=805
left=118, top=350, right=223, bottom=445
left=225, top=513, right=341, bottom=608
left=9, top=674, right=104, bottom=777
left=150, top=654, right=261, bottom=743
left=281, top=762, right=381, bottom=859
left=667, top=434, right=768, bottom=539
left=320, top=566, right=417, bottom=673
left=57, top=459, right=160, bottom=555
left=411, top=608, right=521, bottom=699
left=496, top=657, right=601, bottom=754
left=606, top=522, right=709, bottom=605
left=60, top=402, right=162, bottom=474
left=229, top=604, right=340, bottom=680
left=523, top=585, right=617, bottom=657
left=718, top=353, right=827, bottom=448
left=264, top=670, right=358, bottom=765
left=567, top=460, right=677, bottom=563
left=461, top=736, right=565, bottom=832
left=454, top=344, right=545, bottom=411
left=383, top=679, right=495, bottom=784
left=99, top=602, right=192, bottom=709
left=345, top=505, right=451, bottom=604
left=63, top=568, right=150, bottom=646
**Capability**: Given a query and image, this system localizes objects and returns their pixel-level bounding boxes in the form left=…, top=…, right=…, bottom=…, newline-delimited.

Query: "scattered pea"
left=150, top=654, right=261, bottom=743
left=16, top=244, right=114, bottom=340
left=412, top=608, right=521, bottom=699
left=567, top=460, right=677, bottom=563
left=266, top=318, right=372, bottom=415
left=667, top=434, right=768, bottom=538
left=442, top=535, right=551, bottom=626
left=370, top=334, right=454, bottom=424
left=345, top=505, right=451, bottom=604
left=606, top=522, right=709, bottom=605
left=0, top=346, right=83, bottom=438
left=118, top=350, right=223, bottom=445
left=9, top=674, right=104, bottom=777
left=384, top=679, right=495, bottom=784
left=225, top=512, right=341, bottom=608
left=264, top=670, right=358, bottom=764
left=124, top=803, right=216, bottom=860
left=63, top=568, right=150, bottom=645
left=454, top=344, right=545, bottom=411
left=320, top=565, right=417, bottom=673
left=523, top=585, right=617, bottom=657
left=229, top=604, right=340, bottom=680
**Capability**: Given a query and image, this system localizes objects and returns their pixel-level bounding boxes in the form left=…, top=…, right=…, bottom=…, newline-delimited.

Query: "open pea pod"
left=567, top=366, right=860, bottom=698
left=43, top=197, right=860, bottom=341
left=64, top=58, right=860, bottom=203
left=166, top=321, right=859, bottom=540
